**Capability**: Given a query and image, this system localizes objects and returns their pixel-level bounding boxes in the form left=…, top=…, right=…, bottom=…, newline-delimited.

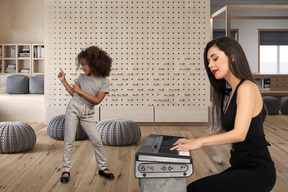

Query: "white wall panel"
left=100, top=106, right=154, bottom=122
left=155, top=106, right=208, bottom=122
left=44, top=0, right=210, bottom=123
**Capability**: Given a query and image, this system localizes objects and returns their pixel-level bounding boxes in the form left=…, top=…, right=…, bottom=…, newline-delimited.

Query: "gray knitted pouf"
left=263, top=96, right=279, bottom=115
left=0, top=121, right=36, bottom=153
left=6, top=75, right=29, bottom=94
left=281, top=96, right=288, bottom=115
left=47, top=114, right=88, bottom=141
left=97, top=119, right=141, bottom=146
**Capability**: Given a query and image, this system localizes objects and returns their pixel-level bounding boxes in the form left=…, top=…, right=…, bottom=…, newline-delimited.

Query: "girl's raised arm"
left=58, top=68, right=75, bottom=97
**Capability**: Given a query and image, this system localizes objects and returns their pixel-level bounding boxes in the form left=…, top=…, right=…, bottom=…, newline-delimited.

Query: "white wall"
left=0, top=0, right=44, bottom=122
left=0, top=0, right=44, bottom=43
left=44, top=0, right=211, bottom=124
left=212, top=8, right=288, bottom=73
left=1, top=2, right=287, bottom=123
left=0, top=0, right=44, bottom=93
left=0, top=94, right=45, bottom=122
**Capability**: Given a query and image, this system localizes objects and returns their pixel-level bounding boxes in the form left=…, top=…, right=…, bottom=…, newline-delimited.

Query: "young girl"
left=58, top=46, right=114, bottom=183
left=171, top=37, right=276, bottom=192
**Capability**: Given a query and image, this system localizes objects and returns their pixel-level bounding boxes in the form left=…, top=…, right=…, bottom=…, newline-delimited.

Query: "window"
left=213, top=30, right=238, bottom=40
left=259, top=30, right=288, bottom=74
left=280, top=46, right=288, bottom=73
left=260, top=46, right=278, bottom=73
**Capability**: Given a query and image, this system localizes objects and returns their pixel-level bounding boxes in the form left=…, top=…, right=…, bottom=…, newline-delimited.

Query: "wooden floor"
left=0, top=115, right=287, bottom=192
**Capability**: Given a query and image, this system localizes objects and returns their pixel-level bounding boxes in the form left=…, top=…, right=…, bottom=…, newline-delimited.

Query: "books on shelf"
left=20, top=68, right=30, bottom=73
left=34, top=46, right=44, bottom=58
left=19, top=48, right=30, bottom=57
left=5, top=69, right=16, bottom=73
left=10, top=47, right=16, bottom=58
left=19, top=53, right=30, bottom=57
left=5, top=64, right=16, bottom=73
left=7, top=64, right=16, bottom=68
left=1, top=44, right=44, bottom=74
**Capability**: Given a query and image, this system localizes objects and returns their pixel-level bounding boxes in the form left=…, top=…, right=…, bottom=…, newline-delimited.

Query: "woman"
left=171, top=37, right=276, bottom=192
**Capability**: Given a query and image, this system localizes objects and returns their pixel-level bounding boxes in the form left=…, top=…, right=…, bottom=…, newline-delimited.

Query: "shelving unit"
left=2, top=44, right=17, bottom=73
left=0, top=44, right=44, bottom=75
left=17, top=44, right=31, bottom=74
left=32, top=44, right=44, bottom=74
left=253, top=73, right=288, bottom=97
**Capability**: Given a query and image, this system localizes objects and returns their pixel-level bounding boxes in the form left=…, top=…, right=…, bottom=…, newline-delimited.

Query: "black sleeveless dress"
left=187, top=80, right=276, bottom=192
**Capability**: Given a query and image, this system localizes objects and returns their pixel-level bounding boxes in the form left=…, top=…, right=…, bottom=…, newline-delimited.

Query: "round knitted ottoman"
left=0, top=122, right=36, bottom=153
left=280, top=96, right=288, bottom=115
left=97, top=119, right=141, bottom=146
left=263, top=96, right=279, bottom=115
left=47, top=114, right=88, bottom=141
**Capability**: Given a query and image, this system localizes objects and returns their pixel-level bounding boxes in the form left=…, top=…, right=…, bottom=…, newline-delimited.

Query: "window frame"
left=213, top=29, right=239, bottom=41
left=258, top=29, right=288, bottom=73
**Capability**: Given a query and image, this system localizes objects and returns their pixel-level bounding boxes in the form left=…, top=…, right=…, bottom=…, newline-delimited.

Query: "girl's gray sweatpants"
left=63, top=98, right=107, bottom=173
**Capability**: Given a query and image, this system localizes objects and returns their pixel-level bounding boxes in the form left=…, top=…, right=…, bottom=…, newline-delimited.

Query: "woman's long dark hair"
left=204, top=37, right=267, bottom=130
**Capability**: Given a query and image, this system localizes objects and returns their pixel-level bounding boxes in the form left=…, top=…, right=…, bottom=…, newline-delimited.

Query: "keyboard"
left=159, top=136, right=180, bottom=154
left=135, top=134, right=193, bottom=178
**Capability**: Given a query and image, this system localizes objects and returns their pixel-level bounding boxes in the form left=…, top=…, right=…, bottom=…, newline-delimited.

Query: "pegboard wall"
left=44, top=0, right=210, bottom=123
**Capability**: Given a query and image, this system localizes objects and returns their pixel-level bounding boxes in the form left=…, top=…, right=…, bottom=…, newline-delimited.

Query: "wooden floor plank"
left=109, top=146, right=131, bottom=192
left=74, top=142, right=98, bottom=192
left=0, top=115, right=287, bottom=192
left=128, top=145, right=140, bottom=192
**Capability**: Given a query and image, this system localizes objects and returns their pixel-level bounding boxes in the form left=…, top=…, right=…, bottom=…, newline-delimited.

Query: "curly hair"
left=76, top=46, right=112, bottom=77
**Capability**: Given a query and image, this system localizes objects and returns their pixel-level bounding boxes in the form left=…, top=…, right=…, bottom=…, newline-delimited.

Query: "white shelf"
left=32, top=44, right=44, bottom=74
left=0, top=43, right=44, bottom=75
